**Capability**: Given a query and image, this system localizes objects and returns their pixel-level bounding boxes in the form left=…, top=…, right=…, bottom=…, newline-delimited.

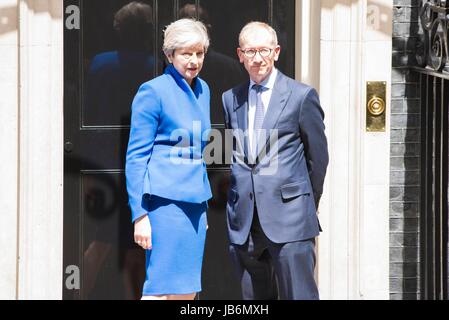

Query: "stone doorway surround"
left=309, top=0, right=392, bottom=299
left=0, top=0, right=63, bottom=300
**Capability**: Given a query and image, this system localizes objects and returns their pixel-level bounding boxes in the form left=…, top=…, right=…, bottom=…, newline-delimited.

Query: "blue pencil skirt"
left=142, top=195, right=208, bottom=296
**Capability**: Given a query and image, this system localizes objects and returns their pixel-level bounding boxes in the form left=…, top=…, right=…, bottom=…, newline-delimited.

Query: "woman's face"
left=167, top=44, right=205, bottom=85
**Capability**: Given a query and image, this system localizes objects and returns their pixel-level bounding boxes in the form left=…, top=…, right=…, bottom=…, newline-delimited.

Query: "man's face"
left=237, top=29, right=280, bottom=84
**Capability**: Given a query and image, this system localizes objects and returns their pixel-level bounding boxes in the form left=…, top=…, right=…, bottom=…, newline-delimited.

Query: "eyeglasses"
left=240, top=48, right=273, bottom=58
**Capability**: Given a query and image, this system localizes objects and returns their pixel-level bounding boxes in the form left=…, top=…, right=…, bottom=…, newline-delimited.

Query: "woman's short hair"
left=163, top=18, right=210, bottom=55
left=239, top=21, right=278, bottom=48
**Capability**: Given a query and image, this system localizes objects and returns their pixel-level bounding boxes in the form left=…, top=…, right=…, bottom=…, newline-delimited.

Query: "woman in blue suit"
left=125, top=18, right=212, bottom=300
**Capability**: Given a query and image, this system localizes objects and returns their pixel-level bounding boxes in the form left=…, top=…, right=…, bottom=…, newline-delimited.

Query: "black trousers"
left=229, top=208, right=319, bottom=300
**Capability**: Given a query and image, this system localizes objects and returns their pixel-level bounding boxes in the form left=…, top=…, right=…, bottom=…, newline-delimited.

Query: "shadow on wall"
left=321, top=0, right=393, bottom=37
left=0, top=6, right=17, bottom=36
left=391, top=3, right=422, bottom=299
left=0, top=1, right=61, bottom=36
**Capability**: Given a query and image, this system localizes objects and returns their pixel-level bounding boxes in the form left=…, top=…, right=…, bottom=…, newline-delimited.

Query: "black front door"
left=63, top=0, right=295, bottom=300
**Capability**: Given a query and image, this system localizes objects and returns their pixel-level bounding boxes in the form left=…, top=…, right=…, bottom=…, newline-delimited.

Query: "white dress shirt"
left=248, top=67, right=278, bottom=154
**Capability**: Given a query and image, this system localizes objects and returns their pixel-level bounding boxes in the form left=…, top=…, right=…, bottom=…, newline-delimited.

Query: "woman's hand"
left=134, top=214, right=152, bottom=250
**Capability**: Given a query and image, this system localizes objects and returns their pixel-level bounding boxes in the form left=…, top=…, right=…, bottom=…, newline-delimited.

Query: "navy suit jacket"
left=222, top=71, right=329, bottom=245
left=126, top=64, right=212, bottom=222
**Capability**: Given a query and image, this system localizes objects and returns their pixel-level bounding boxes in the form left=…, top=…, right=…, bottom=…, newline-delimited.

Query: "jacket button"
left=249, top=193, right=254, bottom=200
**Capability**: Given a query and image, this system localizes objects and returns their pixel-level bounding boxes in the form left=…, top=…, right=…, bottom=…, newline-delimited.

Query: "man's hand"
left=134, top=214, right=152, bottom=250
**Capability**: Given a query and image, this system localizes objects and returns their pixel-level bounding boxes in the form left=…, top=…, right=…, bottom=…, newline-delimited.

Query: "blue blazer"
left=126, top=64, right=212, bottom=222
left=222, top=71, right=329, bottom=244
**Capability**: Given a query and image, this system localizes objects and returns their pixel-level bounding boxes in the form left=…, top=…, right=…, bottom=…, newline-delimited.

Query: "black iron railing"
left=413, top=0, right=449, bottom=300
left=416, top=0, right=449, bottom=73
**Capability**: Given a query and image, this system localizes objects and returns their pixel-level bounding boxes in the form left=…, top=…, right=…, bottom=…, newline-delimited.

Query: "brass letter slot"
left=366, top=81, right=386, bottom=132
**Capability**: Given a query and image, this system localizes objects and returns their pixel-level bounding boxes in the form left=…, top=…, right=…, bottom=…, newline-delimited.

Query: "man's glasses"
left=240, top=48, right=273, bottom=58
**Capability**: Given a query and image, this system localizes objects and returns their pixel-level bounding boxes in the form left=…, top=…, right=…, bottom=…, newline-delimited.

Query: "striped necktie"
left=252, top=84, right=266, bottom=158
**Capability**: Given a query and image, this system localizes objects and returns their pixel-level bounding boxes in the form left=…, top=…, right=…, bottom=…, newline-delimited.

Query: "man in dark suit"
left=222, top=22, right=329, bottom=300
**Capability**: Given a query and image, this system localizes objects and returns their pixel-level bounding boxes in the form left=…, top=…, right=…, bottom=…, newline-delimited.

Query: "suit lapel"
left=250, top=71, right=291, bottom=161
left=167, top=64, right=204, bottom=113
left=232, top=73, right=292, bottom=163
left=233, top=82, right=250, bottom=159
left=259, top=72, right=292, bottom=151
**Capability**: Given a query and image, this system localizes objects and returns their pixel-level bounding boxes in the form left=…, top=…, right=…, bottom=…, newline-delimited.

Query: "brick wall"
left=390, top=0, right=421, bottom=300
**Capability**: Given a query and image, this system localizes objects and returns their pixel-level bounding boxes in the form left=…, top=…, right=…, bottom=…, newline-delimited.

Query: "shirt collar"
left=249, top=67, right=278, bottom=91
left=165, top=63, right=184, bottom=82
left=165, top=63, right=199, bottom=88
left=165, top=64, right=201, bottom=98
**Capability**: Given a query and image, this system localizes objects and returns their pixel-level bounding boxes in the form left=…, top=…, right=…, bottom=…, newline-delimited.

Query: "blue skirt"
left=142, top=195, right=207, bottom=296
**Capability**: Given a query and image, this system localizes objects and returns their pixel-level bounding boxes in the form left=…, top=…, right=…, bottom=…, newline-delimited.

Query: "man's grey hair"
left=239, top=21, right=278, bottom=48
left=163, top=18, right=210, bottom=55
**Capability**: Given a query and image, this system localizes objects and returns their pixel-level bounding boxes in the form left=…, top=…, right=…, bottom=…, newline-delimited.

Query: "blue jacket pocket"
left=229, top=188, right=239, bottom=203
left=280, top=181, right=311, bottom=200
